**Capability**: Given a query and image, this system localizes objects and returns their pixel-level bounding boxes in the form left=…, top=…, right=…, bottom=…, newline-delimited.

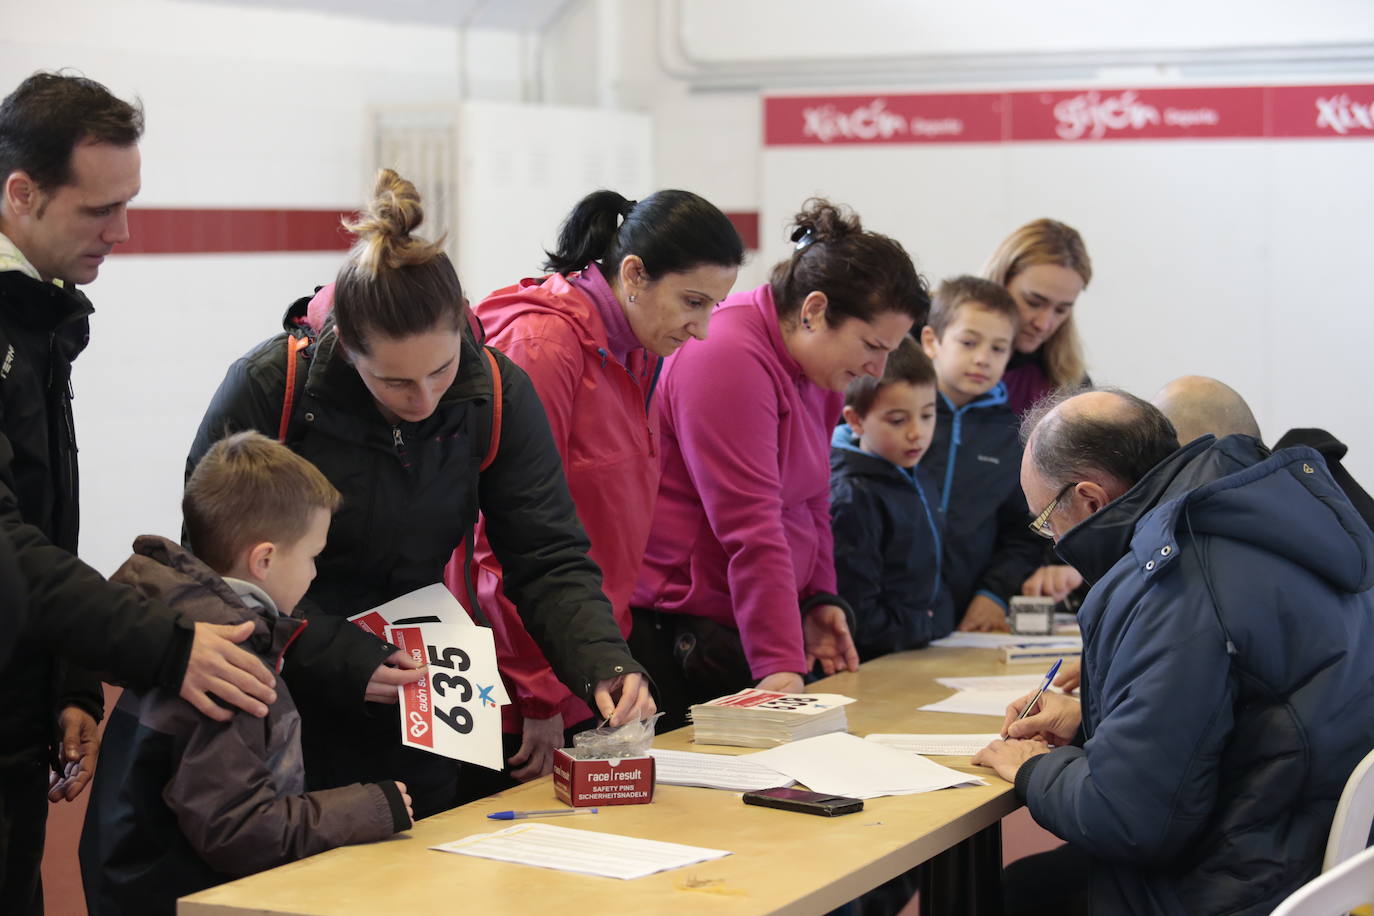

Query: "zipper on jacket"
left=392, top=426, right=404, bottom=450
left=940, top=400, right=963, bottom=514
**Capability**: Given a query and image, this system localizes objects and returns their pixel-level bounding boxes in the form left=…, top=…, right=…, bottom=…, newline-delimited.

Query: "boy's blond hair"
left=184, top=431, right=341, bottom=574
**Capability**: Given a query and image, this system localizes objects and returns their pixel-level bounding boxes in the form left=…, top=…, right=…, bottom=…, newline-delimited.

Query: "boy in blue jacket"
left=831, top=337, right=954, bottom=660
left=919, top=277, right=1042, bottom=631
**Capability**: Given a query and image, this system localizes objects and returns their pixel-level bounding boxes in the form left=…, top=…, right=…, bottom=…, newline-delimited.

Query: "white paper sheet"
left=865, top=734, right=1001, bottom=756
left=649, top=749, right=795, bottom=791
left=934, top=675, right=1046, bottom=693
left=746, top=732, right=985, bottom=799
left=430, top=823, right=731, bottom=880
left=918, top=689, right=1027, bottom=717
left=345, top=583, right=510, bottom=706
left=930, top=632, right=1081, bottom=650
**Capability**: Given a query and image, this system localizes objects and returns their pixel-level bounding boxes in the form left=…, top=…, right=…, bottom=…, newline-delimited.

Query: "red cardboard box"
left=551, top=750, right=655, bottom=807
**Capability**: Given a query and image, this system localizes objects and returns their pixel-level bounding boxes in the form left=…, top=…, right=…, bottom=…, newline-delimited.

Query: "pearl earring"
left=628, top=294, right=637, bottom=303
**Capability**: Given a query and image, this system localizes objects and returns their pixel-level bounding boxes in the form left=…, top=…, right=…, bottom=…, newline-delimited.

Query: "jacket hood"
left=477, top=272, right=607, bottom=356
left=939, top=381, right=1009, bottom=414
left=1058, top=435, right=1374, bottom=594
left=112, top=536, right=307, bottom=662
left=829, top=424, right=919, bottom=485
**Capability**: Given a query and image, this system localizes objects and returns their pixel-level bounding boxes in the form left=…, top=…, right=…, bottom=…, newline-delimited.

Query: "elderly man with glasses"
left=973, top=387, right=1374, bottom=916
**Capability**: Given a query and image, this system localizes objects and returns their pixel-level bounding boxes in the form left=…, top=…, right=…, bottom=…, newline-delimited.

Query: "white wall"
left=2, top=0, right=472, bottom=574
left=674, top=0, right=1374, bottom=61
left=587, top=0, right=1374, bottom=488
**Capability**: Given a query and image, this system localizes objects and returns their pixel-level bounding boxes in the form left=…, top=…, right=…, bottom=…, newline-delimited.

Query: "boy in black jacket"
left=831, top=338, right=953, bottom=660
left=919, top=277, right=1042, bottom=632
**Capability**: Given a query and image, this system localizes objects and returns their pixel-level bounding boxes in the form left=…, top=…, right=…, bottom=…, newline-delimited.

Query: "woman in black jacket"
left=188, top=170, right=651, bottom=818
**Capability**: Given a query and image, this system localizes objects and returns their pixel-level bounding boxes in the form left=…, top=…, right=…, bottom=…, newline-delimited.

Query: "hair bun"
left=342, top=168, right=446, bottom=275
left=790, top=198, right=862, bottom=247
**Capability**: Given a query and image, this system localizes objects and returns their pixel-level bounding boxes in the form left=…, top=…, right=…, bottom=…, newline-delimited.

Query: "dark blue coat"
left=1017, top=435, right=1374, bottom=915
left=829, top=427, right=954, bottom=661
left=919, top=384, right=1041, bottom=614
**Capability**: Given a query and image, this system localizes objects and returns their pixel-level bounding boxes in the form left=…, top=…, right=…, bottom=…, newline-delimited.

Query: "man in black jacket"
left=0, top=72, right=280, bottom=912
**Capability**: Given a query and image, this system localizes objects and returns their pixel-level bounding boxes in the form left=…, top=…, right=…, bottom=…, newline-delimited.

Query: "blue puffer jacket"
left=829, top=426, right=955, bottom=661
left=1016, top=435, right=1374, bottom=915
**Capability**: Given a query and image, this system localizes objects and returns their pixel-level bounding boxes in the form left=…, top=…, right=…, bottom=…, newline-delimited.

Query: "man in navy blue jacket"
left=975, top=388, right=1374, bottom=916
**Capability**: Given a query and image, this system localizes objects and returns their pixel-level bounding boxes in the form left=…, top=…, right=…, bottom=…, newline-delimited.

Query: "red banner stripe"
left=121, top=208, right=354, bottom=254
left=765, top=83, right=1374, bottom=146
left=121, top=208, right=763, bottom=255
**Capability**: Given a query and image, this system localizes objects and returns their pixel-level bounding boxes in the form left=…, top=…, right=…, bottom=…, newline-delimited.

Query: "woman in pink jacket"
left=631, top=200, right=931, bottom=729
left=465, top=190, right=742, bottom=780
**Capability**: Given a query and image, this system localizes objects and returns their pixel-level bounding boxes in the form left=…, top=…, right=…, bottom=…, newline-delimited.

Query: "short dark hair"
left=184, top=431, right=341, bottom=575
left=770, top=198, right=930, bottom=328
left=844, top=335, right=936, bottom=417
left=334, top=169, right=464, bottom=355
left=0, top=72, right=144, bottom=191
left=543, top=189, right=744, bottom=279
left=1022, top=387, right=1180, bottom=491
left=927, top=275, right=1020, bottom=339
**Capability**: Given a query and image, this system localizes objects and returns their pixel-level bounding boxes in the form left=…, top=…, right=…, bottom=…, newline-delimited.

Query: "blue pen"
left=1013, top=658, right=1063, bottom=725
left=487, top=808, right=598, bottom=821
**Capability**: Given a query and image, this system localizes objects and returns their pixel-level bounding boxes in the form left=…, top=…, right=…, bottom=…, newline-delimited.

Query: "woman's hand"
left=507, top=713, right=563, bottom=781
left=593, top=672, right=656, bottom=726
left=802, top=604, right=859, bottom=676
left=756, top=672, right=804, bottom=694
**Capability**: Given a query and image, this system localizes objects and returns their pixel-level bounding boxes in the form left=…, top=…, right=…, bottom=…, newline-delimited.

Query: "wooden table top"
left=180, top=646, right=1039, bottom=916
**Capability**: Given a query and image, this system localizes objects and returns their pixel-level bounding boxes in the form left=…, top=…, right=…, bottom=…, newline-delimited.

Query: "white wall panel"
left=762, top=134, right=1374, bottom=484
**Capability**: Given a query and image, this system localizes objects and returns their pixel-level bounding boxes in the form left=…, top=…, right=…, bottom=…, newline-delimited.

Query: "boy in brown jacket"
left=79, top=432, right=412, bottom=915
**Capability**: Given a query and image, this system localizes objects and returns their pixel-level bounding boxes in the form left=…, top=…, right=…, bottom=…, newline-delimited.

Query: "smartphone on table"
left=741, top=786, right=864, bottom=816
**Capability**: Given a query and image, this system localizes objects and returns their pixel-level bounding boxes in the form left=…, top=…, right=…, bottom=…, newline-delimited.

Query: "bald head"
left=1151, top=376, right=1261, bottom=446
left=1022, top=388, right=1181, bottom=496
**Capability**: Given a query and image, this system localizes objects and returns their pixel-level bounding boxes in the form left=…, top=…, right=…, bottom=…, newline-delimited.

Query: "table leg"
left=917, top=822, right=1004, bottom=916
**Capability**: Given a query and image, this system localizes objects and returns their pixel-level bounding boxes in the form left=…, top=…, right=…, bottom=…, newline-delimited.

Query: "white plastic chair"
left=1270, top=844, right=1374, bottom=916
left=1327, top=748, right=1374, bottom=872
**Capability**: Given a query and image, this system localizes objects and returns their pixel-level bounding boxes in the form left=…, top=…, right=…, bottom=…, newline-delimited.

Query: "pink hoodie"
left=632, top=284, right=842, bottom=679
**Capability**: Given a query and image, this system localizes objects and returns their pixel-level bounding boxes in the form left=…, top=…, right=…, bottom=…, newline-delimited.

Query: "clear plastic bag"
left=567, top=713, right=664, bottom=760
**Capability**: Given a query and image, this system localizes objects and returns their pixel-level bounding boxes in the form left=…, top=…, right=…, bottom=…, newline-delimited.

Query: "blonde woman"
left=982, top=218, right=1092, bottom=416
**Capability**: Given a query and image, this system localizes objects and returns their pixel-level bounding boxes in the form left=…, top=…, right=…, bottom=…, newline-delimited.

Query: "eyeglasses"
left=1028, top=482, right=1076, bottom=540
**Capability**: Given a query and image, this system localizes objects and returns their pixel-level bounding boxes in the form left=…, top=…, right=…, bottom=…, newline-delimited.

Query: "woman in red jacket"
left=462, top=190, right=742, bottom=780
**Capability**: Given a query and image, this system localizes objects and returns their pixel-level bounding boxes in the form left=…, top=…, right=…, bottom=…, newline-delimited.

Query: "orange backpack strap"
left=278, top=334, right=312, bottom=442
left=480, top=347, right=503, bottom=471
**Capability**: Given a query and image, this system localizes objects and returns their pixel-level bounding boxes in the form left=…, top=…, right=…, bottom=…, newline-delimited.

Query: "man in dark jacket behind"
left=0, top=72, right=279, bottom=912
left=974, top=388, right=1374, bottom=916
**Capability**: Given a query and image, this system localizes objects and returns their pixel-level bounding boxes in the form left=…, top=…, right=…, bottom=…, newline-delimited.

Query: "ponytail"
left=543, top=188, right=744, bottom=280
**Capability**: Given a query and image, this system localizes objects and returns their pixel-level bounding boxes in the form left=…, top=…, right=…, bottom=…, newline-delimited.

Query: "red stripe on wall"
left=121, top=207, right=764, bottom=256
left=724, top=210, right=760, bottom=251
left=121, top=208, right=355, bottom=254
